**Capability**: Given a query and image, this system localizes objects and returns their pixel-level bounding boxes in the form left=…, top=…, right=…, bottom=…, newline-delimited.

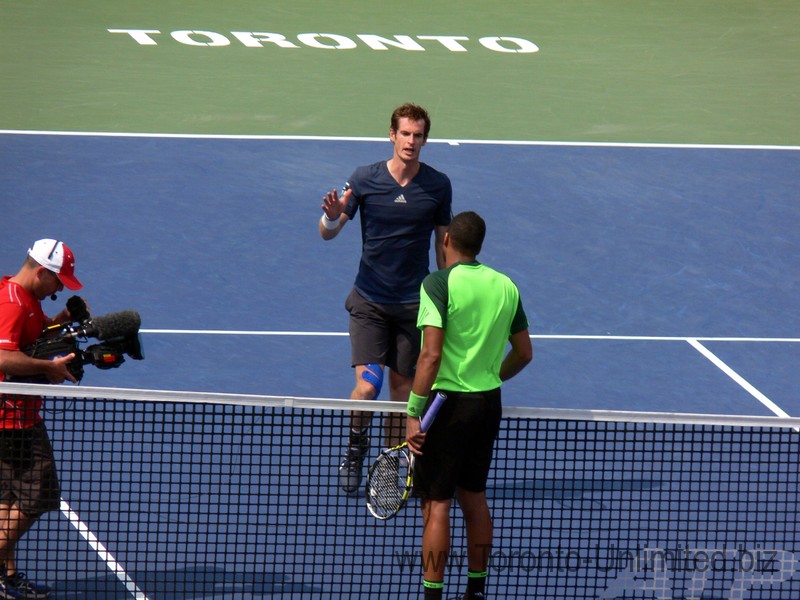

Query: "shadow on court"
left=53, top=567, right=319, bottom=599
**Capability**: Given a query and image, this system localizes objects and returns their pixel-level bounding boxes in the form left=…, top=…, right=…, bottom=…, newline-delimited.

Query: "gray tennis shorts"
left=345, top=288, right=421, bottom=377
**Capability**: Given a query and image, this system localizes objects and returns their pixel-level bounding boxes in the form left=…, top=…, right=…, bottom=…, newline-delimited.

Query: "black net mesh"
left=1, top=384, right=797, bottom=599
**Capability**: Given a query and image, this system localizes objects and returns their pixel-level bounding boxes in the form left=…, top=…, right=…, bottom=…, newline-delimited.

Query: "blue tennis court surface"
left=2, top=131, right=799, bottom=599
left=2, top=132, right=798, bottom=413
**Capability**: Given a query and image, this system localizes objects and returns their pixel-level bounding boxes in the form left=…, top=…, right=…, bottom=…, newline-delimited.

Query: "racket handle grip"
left=420, top=392, right=447, bottom=432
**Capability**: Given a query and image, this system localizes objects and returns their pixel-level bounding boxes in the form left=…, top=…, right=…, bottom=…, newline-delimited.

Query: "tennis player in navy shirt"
left=318, top=103, right=452, bottom=493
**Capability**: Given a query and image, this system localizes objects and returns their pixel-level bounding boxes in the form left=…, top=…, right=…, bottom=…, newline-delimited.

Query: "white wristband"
left=321, top=214, right=339, bottom=230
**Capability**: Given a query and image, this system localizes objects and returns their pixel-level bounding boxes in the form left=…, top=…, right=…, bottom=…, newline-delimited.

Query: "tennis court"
left=1, top=2, right=799, bottom=598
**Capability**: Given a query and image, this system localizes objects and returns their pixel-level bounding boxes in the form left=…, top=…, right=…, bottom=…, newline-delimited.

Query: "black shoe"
left=338, top=430, right=370, bottom=493
left=0, top=572, right=50, bottom=599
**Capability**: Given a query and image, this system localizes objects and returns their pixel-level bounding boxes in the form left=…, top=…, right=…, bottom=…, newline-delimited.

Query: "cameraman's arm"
left=0, top=349, right=78, bottom=384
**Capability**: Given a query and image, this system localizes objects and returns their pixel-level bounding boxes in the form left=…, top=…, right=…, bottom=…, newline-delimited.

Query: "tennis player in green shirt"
left=406, top=210, right=533, bottom=600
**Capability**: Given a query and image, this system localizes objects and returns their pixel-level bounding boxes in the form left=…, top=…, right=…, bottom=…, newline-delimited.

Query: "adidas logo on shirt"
left=394, top=194, right=407, bottom=204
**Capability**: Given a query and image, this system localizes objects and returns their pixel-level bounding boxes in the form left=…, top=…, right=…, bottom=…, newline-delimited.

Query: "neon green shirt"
left=417, top=260, right=528, bottom=392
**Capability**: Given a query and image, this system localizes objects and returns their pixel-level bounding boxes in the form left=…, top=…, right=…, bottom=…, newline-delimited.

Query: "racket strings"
left=366, top=448, right=411, bottom=519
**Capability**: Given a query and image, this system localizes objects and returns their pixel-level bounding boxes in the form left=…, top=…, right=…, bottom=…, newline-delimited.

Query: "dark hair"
left=448, top=211, right=486, bottom=257
left=390, top=103, right=431, bottom=139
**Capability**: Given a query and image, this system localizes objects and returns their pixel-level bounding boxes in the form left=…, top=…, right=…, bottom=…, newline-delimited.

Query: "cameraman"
left=0, top=239, right=84, bottom=599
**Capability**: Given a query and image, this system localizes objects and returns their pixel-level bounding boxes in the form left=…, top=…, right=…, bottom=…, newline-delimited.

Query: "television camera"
left=9, top=296, right=144, bottom=384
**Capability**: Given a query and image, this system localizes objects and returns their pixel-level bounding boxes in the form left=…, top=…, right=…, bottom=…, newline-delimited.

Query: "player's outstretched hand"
left=321, top=187, right=350, bottom=220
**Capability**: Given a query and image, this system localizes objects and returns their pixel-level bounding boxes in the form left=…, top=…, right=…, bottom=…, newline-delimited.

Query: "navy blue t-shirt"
left=343, top=160, right=452, bottom=304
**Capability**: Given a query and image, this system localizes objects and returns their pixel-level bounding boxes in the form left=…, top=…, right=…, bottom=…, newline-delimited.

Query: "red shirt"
left=0, top=276, right=46, bottom=428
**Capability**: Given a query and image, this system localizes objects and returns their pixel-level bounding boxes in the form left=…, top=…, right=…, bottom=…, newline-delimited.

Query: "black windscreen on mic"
left=84, top=310, right=141, bottom=340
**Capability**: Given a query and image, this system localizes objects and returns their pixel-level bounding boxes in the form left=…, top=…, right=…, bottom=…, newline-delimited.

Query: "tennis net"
left=1, top=382, right=798, bottom=599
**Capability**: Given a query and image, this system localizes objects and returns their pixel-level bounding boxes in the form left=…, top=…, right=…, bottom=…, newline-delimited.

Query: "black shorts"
left=0, top=423, right=61, bottom=516
left=412, top=389, right=502, bottom=500
left=345, top=288, right=420, bottom=377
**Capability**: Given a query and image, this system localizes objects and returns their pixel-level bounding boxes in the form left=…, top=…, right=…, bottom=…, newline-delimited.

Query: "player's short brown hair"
left=390, top=103, right=431, bottom=139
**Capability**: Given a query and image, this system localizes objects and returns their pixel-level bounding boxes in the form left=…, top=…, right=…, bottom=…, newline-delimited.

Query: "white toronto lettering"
left=230, top=32, right=300, bottom=49
left=417, top=35, right=470, bottom=52
left=296, top=33, right=357, bottom=50
left=478, top=36, right=539, bottom=53
left=107, top=29, right=162, bottom=45
left=356, top=35, right=425, bottom=51
left=106, top=29, right=540, bottom=54
left=171, top=30, right=231, bottom=47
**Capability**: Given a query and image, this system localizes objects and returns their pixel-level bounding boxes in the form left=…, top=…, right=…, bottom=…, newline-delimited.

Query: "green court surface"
left=2, top=1, right=799, bottom=145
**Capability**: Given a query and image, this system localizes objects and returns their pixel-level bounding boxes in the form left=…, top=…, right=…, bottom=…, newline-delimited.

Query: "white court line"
left=140, top=329, right=798, bottom=417
left=143, top=329, right=350, bottom=336
left=1, top=129, right=800, bottom=151
left=142, top=329, right=797, bottom=417
left=139, top=329, right=800, bottom=343
left=686, top=338, right=791, bottom=418
left=60, top=500, right=150, bottom=600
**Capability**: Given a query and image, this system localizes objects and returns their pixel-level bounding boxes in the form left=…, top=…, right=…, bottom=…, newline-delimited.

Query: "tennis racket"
left=365, top=391, right=447, bottom=520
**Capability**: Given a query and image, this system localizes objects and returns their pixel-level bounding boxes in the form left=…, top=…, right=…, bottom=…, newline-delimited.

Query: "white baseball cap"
left=28, top=239, right=83, bottom=290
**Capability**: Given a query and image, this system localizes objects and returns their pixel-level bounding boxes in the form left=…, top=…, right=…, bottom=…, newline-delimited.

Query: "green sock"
left=423, top=579, right=444, bottom=600
left=466, top=569, right=488, bottom=596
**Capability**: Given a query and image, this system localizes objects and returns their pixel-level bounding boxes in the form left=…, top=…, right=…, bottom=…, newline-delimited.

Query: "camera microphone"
left=91, top=310, right=141, bottom=340
left=70, top=310, right=141, bottom=341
